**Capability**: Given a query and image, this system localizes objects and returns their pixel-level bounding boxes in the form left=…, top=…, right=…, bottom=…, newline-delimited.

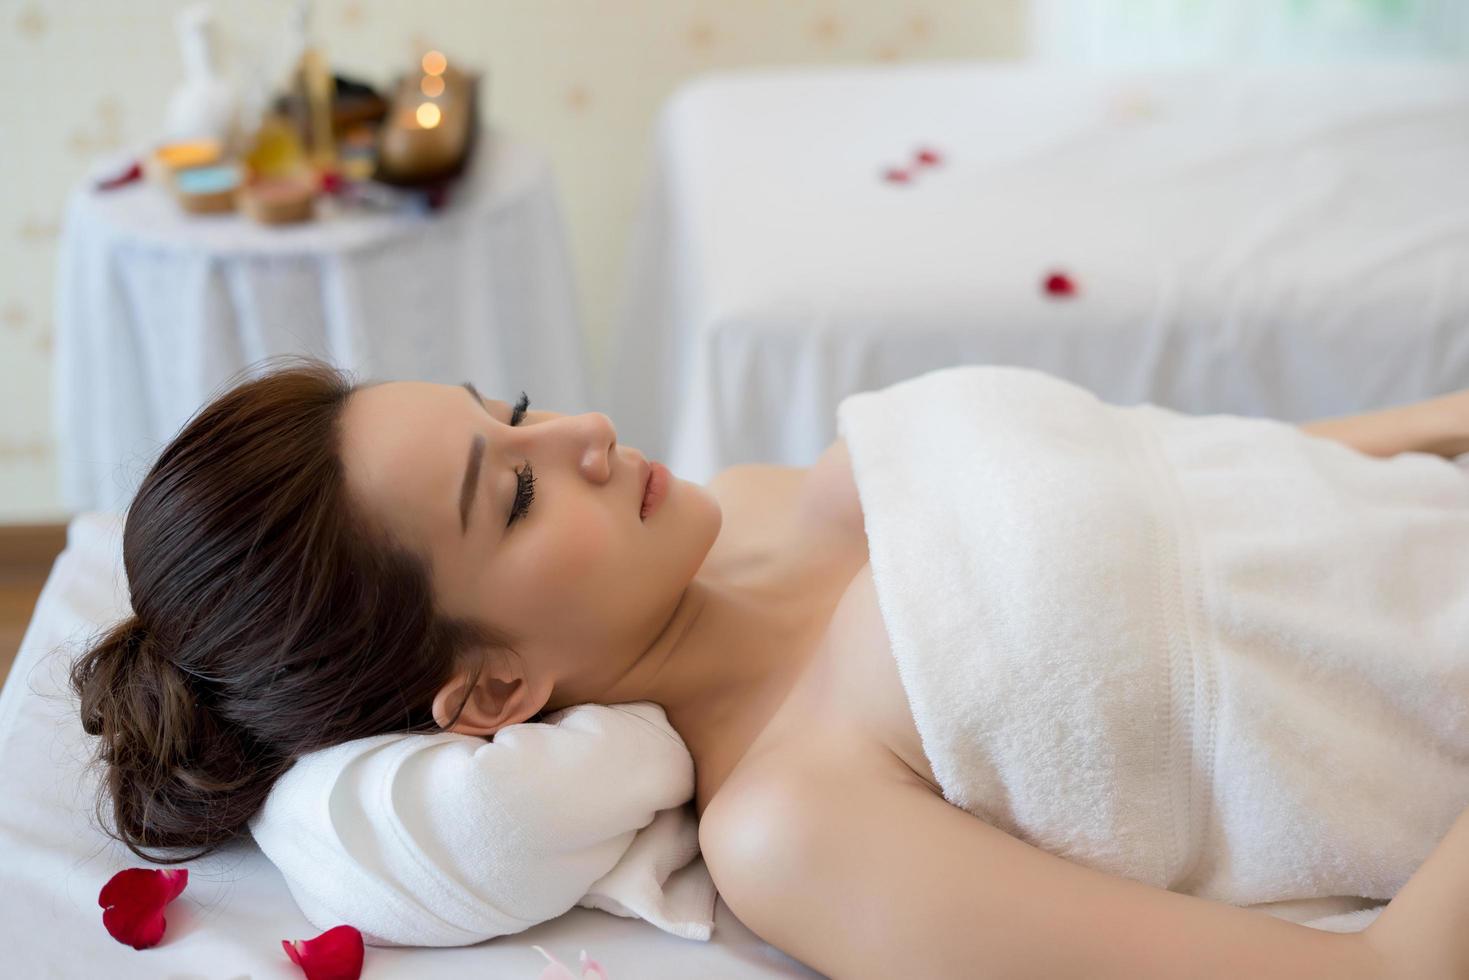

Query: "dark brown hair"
left=69, top=356, right=499, bottom=862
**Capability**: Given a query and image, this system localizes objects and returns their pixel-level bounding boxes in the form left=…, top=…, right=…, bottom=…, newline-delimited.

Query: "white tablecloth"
left=55, top=129, right=590, bottom=513
left=0, top=514, right=820, bottom=978
left=608, top=62, right=1469, bottom=482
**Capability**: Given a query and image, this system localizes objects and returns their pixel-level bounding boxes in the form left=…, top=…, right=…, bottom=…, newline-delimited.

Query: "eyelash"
left=507, top=392, right=534, bottom=527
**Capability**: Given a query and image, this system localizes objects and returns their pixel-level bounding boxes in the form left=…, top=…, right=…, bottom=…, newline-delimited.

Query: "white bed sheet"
left=608, top=61, right=1469, bottom=484
left=0, top=512, right=1404, bottom=974
left=0, top=514, right=819, bottom=979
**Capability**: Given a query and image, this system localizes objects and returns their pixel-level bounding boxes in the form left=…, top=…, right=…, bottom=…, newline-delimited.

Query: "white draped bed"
left=0, top=514, right=819, bottom=978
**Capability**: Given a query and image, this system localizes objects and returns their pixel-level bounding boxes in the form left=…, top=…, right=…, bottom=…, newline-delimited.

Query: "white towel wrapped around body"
left=837, top=365, right=1469, bottom=916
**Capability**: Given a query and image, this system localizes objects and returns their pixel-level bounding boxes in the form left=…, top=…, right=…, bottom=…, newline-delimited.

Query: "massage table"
left=5, top=500, right=1435, bottom=971
left=0, top=513, right=820, bottom=978
left=608, top=61, right=1469, bottom=483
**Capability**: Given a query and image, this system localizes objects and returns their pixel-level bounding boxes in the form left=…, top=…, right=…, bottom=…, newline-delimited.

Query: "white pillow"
left=249, top=701, right=716, bottom=946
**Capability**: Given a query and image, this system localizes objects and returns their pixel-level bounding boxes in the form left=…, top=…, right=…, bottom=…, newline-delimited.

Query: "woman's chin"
left=691, top=482, right=724, bottom=538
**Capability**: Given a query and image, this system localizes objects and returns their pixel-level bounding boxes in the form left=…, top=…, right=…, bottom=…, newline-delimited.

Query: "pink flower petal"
left=98, top=867, right=189, bottom=950
left=282, top=924, right=365, bottom=980
left=579, top=950, right=610, bottom=979
left=534, top=945, right=582, bottom=980
left=534, top=945, right=615, bottom=979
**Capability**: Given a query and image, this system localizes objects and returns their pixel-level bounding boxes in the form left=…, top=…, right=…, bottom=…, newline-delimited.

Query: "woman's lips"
left=641, top=461, right=670, bottom=521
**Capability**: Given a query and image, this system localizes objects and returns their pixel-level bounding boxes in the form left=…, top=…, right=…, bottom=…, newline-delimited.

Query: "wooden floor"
left=0, top=526, right=66, bottom=688
left=0, top=572, right=46, bottom=687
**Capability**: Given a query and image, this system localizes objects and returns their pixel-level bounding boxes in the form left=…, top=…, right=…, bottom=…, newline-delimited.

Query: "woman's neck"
left=600, top=567, right=829, bottom=811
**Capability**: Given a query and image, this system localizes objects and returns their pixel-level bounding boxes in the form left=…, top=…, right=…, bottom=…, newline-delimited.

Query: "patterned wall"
left=0, top=0, right=1024, bottom=522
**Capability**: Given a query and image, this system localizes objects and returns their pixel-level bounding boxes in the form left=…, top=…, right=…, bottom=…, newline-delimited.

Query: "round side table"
left=54, top=128, right=588, bottom=513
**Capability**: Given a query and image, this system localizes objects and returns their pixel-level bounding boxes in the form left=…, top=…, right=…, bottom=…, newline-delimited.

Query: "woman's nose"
left=576, top=411, right=617, bottom=481
left=511, top=410, right=617, bottom=480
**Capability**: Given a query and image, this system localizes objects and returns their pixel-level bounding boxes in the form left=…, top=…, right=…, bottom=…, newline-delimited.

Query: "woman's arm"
left=1363, top=803, right=1469, bottom=979
left=701, top=765, right=1386, bottom=980
left=1300, top=390, right=1469, bottom=459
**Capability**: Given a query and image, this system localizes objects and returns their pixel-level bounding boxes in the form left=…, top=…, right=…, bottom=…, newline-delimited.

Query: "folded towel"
left=250, top=701, right=715, bottom=946
left=838, top=365, right=1469, bottom=922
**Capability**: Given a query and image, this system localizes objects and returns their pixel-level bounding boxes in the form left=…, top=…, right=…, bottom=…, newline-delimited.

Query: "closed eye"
left=459, top=384, right=532, bottom=534
left=507, top=392, right=533, bottom=527
left=508, top=392, right=529, bottom=426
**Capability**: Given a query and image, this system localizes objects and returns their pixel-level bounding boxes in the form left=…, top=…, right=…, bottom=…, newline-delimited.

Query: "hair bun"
left=113, top=615, right=156, bottom=663
left=75, top=615, right=199, bottom=754
left=70, top=614, right=267, bottom=859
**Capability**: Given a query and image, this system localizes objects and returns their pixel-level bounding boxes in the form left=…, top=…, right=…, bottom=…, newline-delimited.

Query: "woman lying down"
left=70, top=357, right=1469, bottom=978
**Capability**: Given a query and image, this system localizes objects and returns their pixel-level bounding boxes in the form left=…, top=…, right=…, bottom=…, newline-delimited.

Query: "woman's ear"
left=432, top=650, right=551, bottom=736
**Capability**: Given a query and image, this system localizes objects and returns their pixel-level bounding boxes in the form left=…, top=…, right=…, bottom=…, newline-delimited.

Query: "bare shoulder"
left=698, top=732, right=1378, bottom=980
left=706, top=439, right=864, bottom=538
left=699, top=727, right=928, bottom=892
left=700, top=653, right=934, bottom=894
left=798, top=437, right=865, bottom=537
left=705, top=439, right=855, bottom=500
left=696, top=745, right=969, bottom=976
left=702, top=463, right=810, bottom=571
left=705, top=461, right=804, bottom=502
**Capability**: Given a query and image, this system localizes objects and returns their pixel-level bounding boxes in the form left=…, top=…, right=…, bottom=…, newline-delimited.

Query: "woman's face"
left=338, top=380, right=722, bottom=711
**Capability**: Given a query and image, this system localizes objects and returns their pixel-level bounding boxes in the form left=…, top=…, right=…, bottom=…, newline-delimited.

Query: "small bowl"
left=239, top=175, right=317, bottom=225
left=171, top=163, right=242, bottom=214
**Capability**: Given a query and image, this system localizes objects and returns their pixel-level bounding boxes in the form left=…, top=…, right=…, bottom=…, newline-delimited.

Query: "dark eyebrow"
left=461, top=381, right=490, bottom=413
left=459, top=383, right=494, bottom=533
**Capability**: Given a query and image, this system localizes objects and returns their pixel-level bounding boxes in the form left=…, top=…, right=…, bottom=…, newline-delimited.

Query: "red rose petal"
left=913, top=147, right=943, bottom=167
left=282, top=924, right=365, bottom=980
left=95, top=161, right=143, bottom=191
left=883, top=166, right=912, bottom=184
left=1043, top=270, right=1078, bottom=298
left=98, top=867, right=189, bottom=950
